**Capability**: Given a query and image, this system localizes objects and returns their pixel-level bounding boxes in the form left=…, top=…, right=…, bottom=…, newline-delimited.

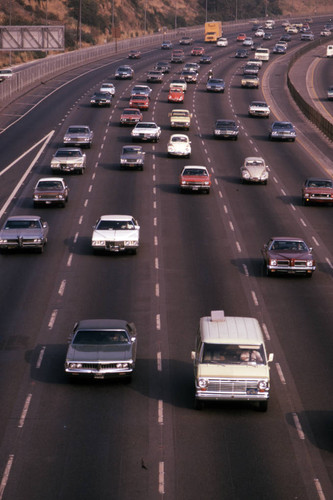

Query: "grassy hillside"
left=0, top=0, right=332, bottom=66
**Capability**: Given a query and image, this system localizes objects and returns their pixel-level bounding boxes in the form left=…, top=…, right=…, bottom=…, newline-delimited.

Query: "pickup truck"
left=169, top=109, right=192, bottom=130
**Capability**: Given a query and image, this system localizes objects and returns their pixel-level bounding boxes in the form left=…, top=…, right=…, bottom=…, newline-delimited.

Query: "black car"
left=90, top=91, right=112, bottom=107
left=273, top=44, right=287, bottom=54
left=155, top=61, right=170, bottom=73
left=214, top=119, right=239, bottom=140
left=263, top=32, right=272, bottom=40
left=280, top=34, right=291, bottom=42
left=200, top=55, right=212, bottom=64
left=235, top=49, right=248, bottom=58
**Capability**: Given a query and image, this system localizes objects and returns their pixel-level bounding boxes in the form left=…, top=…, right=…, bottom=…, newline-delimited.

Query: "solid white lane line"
left=18, top=394, right=32, bottom=428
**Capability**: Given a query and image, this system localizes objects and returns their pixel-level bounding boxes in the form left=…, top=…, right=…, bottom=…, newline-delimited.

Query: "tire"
left=258, top=400, right=268, bottom=412
left=194, top=398, right=204, bottom=410
left=264, top=262, right=271, bottom=277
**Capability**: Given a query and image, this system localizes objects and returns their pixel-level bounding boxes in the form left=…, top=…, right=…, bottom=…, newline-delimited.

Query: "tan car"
left=169, top=109, right=192, bottom=130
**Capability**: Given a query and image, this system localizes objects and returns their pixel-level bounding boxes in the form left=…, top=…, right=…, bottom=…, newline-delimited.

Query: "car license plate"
left=246, top=388, right=258, bottom=395
left=94, top=374, right=104, bottom=379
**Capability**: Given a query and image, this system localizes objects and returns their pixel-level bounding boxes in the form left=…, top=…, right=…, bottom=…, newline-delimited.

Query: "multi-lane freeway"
left=0, top=16, right=333, bottom=500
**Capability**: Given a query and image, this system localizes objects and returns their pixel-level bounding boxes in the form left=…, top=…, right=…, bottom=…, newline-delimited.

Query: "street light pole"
left=78, top=0, right=82, bottom=48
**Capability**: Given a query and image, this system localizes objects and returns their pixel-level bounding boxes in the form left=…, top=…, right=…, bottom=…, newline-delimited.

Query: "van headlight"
left=198, top=378, right=208, bottom=388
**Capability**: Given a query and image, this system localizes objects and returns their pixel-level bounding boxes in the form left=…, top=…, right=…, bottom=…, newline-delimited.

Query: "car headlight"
left=124, top=241, right=137, bottom=246
left=68, top=362, right=83, bottom=369
left=306, top=260, right=314, bottom=267
left=33, top=238, right=42, bottom=243
left=0, top=239, right=8, bottom=243
left=269, top=259, right=277, bottom=266
left=116, top=362, right=129, bottom=368
left=198, top=378, right=208, bottom=388
left=121, top=158, right=127, bottom=163
left=204, top=181, right=210, bottom=186
left=92, top=240, right=105, bottom=246
left=242, top=169, right=250, bottom=178
left=73, top=163, right=83, bottom=168
left=258, top=380, right=269, bottom=391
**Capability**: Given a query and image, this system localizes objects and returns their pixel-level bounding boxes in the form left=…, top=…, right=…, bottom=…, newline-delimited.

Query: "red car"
left=128, top=50, right=141, bottom=59
left=191, top=46, right=205, bottom=56
left=168, top=88, right=185, bottom=103
left=179, top=165, right=211, bottom=194
left=237, top=33, right=246, bottom=41
left=120, top=108, right=143, bottom=126
left=129, top=95, right=149, bottom=110
left=302, top=178, right=333, bottom=205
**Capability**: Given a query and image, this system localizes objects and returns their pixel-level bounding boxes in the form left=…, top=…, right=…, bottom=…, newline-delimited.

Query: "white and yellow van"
left=191, top=310, right=274, bottom=411
left=327, top=45, right=333, bottom=58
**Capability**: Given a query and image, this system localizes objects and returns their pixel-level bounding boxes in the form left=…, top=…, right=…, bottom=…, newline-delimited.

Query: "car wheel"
left=194, top=398, right=204, bottom=410
left=61, top=201, right=66, bottom=208
left=234, top=136, right=238, bottom=141
left=264, top=263, right=272, bottom=277
left=305, top=272, right=313, bottom=278
left=257, top=400, right=268, bottom=412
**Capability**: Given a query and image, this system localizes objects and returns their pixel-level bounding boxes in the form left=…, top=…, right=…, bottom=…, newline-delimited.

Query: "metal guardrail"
left=0, top=27, right=203, bottom=106
left=287, top=34, right=333, bottom=141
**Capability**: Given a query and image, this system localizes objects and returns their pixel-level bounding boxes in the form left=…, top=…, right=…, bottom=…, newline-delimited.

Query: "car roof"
left=200, top=312, right=264, bottom=345
left=183, top=165, right=207, bottom=170
left=270, top=236, right=305, bottom=242
left=37, top=177, right=65, bottom=182
left=98, top=215, right=134, bottom=221
left=76, top=319, right=129, bottom=330
left=6, top=215, right=41, bottom=221
left=170, top=134, right=189, bottom=139
left=245, top=157, right=265, bottom=162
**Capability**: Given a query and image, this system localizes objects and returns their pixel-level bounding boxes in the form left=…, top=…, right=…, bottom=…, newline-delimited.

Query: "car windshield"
left=73, top=329, right=129, bottom=345
left=123, top=146, right=142, bottom=154
left=251, top=102, right=267, bottom=107
left=306, top=180, right=332, bottom=188
left=55, top=150, right=82, bottom=157
left=5, top=219, right=41, bottom=229
left=67, top=127, right=88, bottom=134
left=131, top=96, right=146, bottom=101
left=123, top=109, right=140, bottom=115
left=183, top=169, right=207, bottom=176
left=246, top=159, right=264, bottom=166
left=37, top=181, right=63, bottom=190
left=172, top=136, right=188, bottom=142
left=209, top=79, right=223, bottom=84
left=217, top=121, right=235, bottom=127
left=94, top=93, right=109, bottom=98
left=136, top=123, right=156, bottom=129
left=270, top=240, right=308, bottom=251
left=118, top=67, right=130, bottom=71
left=202, top=343, right=265, bottom=365
left=172, top=111, right=188, bottom=117
left=96, top=220, right=135, bottom=230
left=274, top=122, right=293, bottom=129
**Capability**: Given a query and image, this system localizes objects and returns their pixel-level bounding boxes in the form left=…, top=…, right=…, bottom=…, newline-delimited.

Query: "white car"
left=248, top=100, right=270, bottom=118
left=240, top=157, right=269, bottom=184
left=255, top=29, right=265, bottom=37
left=216, top=37, right=228, bottom=46
left=92, top=215, right=140, bottom=254
left=99, top=82, right=115, bottom=95
left=247, top=58, right=263, bottom=68
left=243, top=37, right=254, bottom=46
left=167, top=134, right=191, bottom=158
left=131, top=122, right=161, bottom=142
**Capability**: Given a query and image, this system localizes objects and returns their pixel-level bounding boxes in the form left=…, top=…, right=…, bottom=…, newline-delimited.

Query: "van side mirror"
left=191, top=351, right=196, bottom=360
left=268, top=353, right=274, bottom=363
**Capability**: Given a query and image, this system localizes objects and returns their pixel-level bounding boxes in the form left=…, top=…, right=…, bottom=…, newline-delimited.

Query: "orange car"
left=168, top=88, right=184, bottom=103
left=237, top=33, right=246, bottom=41
left=179, top=166, right=211, bottom=194
left=129, top=94, right=149, bottom=110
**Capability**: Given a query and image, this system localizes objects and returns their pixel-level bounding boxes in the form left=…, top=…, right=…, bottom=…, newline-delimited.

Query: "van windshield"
left=202, top=343, right=265, bottom=365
